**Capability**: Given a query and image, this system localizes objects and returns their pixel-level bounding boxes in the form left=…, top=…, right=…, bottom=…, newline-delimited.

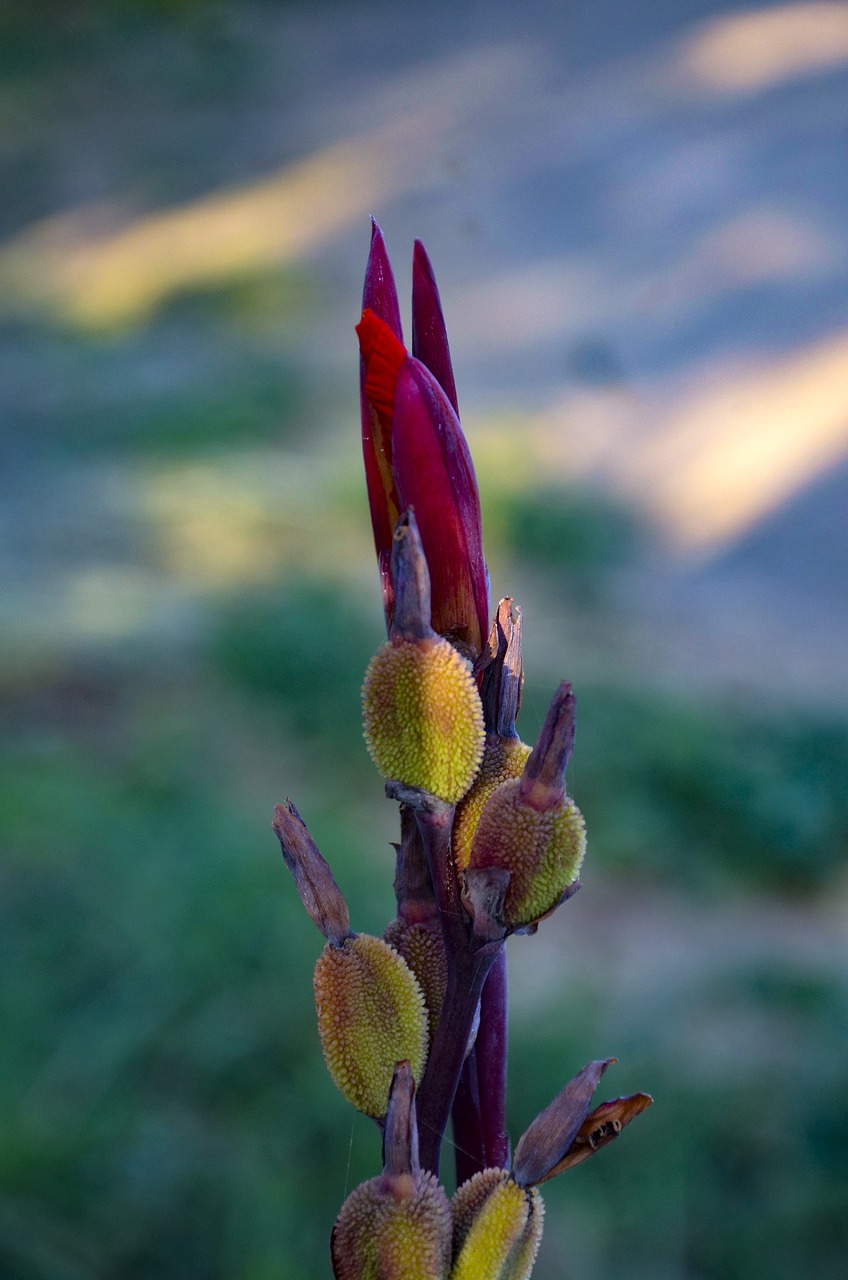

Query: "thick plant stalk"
left=274, top=223, right=653, bottom=1279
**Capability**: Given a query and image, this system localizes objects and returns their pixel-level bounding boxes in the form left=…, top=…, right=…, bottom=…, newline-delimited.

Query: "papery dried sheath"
left=513, top=1059, right=652, bottom=1187
left=513, top=1059, right=615, bottom=1187
left=534, top=1092, right=654, bottom=1179
left=272, top=800, right=351, bottom=945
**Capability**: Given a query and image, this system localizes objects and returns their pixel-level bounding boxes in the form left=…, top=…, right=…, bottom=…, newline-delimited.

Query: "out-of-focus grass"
left=0, top=673, right=387, bottom=1280
left=499, top=484, right=641, bottom=589
left=560, top=684, right=848, bottom=894
left=511, top=963, right=848, bottom=1280
left=3, top=651, right=846, bottom=1278
left=4, top=462, right=847, bottom=1279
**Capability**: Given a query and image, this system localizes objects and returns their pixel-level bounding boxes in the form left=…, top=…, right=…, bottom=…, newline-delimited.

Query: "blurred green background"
left=2, top=2, right=847, bottom=1278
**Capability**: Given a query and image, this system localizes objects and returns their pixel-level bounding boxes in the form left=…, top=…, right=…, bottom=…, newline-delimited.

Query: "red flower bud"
left=357, top=225, right=489, bottom=657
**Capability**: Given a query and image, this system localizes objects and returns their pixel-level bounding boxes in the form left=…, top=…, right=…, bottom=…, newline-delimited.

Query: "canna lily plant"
left=272, top=221, right=652, bottom=1278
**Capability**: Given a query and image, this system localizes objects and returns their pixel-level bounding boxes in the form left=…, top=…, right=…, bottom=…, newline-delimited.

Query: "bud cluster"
left=273, top=224, right=651, bottom=1277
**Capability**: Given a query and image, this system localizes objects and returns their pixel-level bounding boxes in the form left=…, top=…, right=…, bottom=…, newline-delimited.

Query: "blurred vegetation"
left=4, top=563, right=847, bottom=1279
left=2, top=4, right=846, bottom=1279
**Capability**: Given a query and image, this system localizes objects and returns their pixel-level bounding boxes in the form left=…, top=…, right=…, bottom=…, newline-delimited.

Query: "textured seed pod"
left=314, top=935, right=428, bottom=1119
left=362, top=637, right=485, bottom=803
left=468, top=780, right=585, bottom=930
left=452, top=737, right=532, bottom=870
left=383, top=917, right=447, bottom=1044
left=332, top=1171, right=451, bottom=1280
left=500, top=1193, right=544, bottom=1280
left=450, top=1169, right=543, bottom=1280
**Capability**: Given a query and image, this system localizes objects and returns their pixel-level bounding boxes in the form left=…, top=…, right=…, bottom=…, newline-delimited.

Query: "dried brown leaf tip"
left=513, top=1059, right=653, bottom=1187
left=272, top=800, right=351, bottom=946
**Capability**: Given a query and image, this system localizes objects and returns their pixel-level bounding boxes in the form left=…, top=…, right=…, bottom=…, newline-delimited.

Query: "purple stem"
left=405, top=798, right=502, bottom=1177
left=452, top=1049, right=486, bottom=1185
left=476, top=945, right=510, bottom=1169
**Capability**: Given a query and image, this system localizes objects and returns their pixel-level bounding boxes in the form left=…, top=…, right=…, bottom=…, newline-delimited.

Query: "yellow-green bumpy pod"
left=332, top=1171, right=452, bottom=1280
left=468, top=779, right=585, bottom=930
left=452, top=736, right=532, bottom=870
left=362, top=637, right=484, bottom=804
left=450, top=1169, right=544, bottom=1280
left=314, top=934, right=428, bottom=1119
left=383, top=916, right=447, bottom=1045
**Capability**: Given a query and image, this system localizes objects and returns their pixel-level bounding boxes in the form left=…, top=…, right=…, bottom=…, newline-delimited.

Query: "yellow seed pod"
left=314, top=935, right=428, bottom=1119
left=453, top=737, right=532, bottom=870
left=362, top=638, right=485, bottom=803
left=332, top=1171, right=451, bottom=1280
left=383, top=917, right=447, bottom=1044
left=450, top=1169, right=542, bottom=1280
left=500, top=1192, right=544, bottom=1280
left=468, top=779, right=586, bottom=930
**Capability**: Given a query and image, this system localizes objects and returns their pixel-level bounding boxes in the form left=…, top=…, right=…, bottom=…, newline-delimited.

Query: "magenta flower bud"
left=357, top=232, right=489, bottom=657
left=411, top=238, right=458, bottom=415
left=360, top=221, right=404, bottom=622
left=391, top=359, right=488, bottom=657
left=362, top=218, right=403, bottom=342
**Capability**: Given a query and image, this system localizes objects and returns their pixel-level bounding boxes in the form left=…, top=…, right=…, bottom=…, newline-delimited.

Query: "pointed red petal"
left=358, top=307, right=409, bottom=626
left=363, top=218, right=403, bottom=341
left=391, top=358, right=489, bottom=654
left=359, top=224, right=405, bottom=629
left=412, top=239, right=458, bottom=414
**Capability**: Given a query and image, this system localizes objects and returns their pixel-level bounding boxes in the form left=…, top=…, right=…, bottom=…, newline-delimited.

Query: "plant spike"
left=273, top=224, right=653, bottom=1279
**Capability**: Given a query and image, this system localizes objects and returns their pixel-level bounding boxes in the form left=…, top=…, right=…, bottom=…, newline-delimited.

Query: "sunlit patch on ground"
left=677, top=2, right=848, bottom=95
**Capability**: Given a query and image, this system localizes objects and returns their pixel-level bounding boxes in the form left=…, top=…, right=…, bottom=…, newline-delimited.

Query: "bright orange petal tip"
left=357, top=308, right=409, bottom=431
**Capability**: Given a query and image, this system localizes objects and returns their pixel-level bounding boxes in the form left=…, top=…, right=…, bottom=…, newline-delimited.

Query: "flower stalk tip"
left=362, top=218, right=403, bottom=341
left=275, top=221, right=655, bottom=1278
left=358, top=229, right=489, bottom=655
